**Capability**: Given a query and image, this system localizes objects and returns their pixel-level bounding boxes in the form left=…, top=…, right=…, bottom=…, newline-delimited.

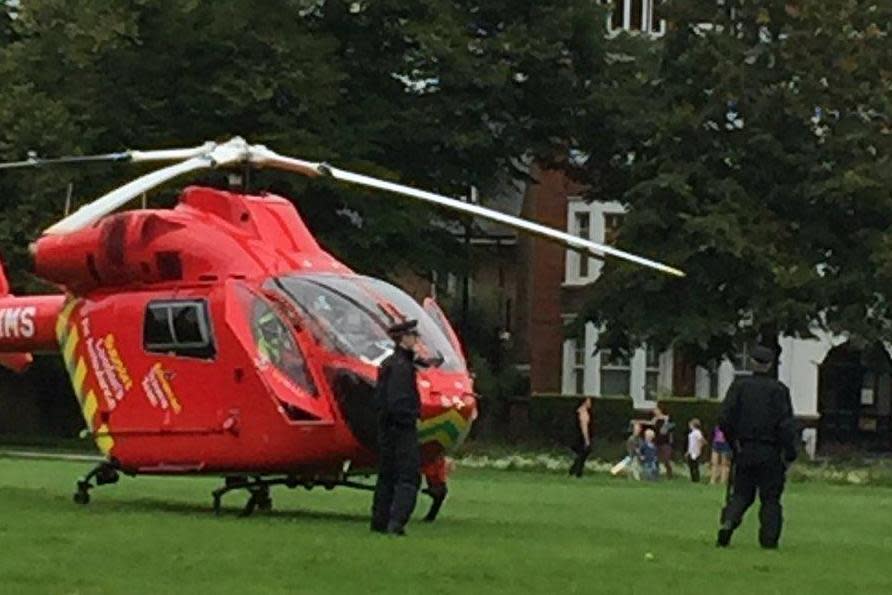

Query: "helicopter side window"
left=143, top=300, right=216, bottom=359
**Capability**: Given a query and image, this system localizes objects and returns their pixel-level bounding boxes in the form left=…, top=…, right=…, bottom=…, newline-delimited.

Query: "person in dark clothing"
left=651, top=406, right=674, bottom=479
left=569, top=398, right=593, bottom=477
left=371, top=320, right=422, bottom=536
left=717, top=345, right=798, bottom=549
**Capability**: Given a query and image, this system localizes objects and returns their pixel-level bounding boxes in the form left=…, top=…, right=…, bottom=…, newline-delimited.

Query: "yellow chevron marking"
left=52, top=300, right=113, bottom=458
left=56, top=299, right=77, bottom=341
left=73, top=359, right=88, bottom=402
left=420, top=428, right=456, bottom=449
left=62, top=325, right=79, bottom=364
left=95, top=424, right=114, bottom=456
left=418, top=408, right=469, bottom=432
left=82, top=391, right=98, bottom=431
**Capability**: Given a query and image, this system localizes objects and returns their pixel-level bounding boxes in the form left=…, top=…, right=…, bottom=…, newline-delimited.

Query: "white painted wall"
left=560, top=200, right=846, bottom=418
left=563, top=331, right=851, bottom=417
left=777, top=332, right=846, bottom=417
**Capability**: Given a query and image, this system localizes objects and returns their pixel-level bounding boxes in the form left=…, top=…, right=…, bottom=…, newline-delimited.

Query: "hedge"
left=526, top=394, right=724, bottom=448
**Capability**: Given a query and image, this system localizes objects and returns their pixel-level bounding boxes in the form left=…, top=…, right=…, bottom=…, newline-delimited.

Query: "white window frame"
left=563, top=322, right=675, bottom=403
left=644, top=345, right=661, bottom=397
left=732, top=342, right=755, bottom=378
left=565, top=201, right=597, bottom=285
left=604, top=0, right=667, bottom=38
left=446, top=272, right=458, bottom=296
left=599, top=347, right=632, bottom=397
left=564, top=199, right=626, bottom=286
left=571, top=339, right=587, bottom=395
left=696, top=359, right=738, bottom=400
left=562, top=320, right=597, bottom=395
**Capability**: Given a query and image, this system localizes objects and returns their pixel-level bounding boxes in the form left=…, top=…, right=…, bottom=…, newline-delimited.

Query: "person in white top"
left=685, top=418, right=706, bottom=483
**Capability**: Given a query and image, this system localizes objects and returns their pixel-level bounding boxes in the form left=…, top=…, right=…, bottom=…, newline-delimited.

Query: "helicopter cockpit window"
left=269, top=274, right=465, bottom=372
left=143, top=300, right=216, bottom=359
left=250, top=299, right=317, bottom=396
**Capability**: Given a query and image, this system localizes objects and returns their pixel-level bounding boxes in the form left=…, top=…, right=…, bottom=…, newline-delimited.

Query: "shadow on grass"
left=0, top=485, right=371, bottom=524
left=101, top=496, right=375, bottom=525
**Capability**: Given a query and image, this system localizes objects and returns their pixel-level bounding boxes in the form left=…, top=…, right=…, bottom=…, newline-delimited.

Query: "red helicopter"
left=0, top=137, right=683, bottom=516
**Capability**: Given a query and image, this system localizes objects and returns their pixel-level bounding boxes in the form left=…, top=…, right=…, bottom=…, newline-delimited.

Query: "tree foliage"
left=578, top=0, right=892, bottom=362
left=0, top=0, right=613, bottom=292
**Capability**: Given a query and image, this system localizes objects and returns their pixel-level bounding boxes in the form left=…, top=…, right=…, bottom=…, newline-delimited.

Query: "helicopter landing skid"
left=211, top=475, right=378, bottom=517
left=73, top=461, right=120, bottom=505
left=211, top=475, right=444, bottom=520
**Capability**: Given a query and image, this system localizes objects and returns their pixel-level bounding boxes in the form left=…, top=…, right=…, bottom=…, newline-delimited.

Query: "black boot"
left=716, top=523, right=734, bottom=548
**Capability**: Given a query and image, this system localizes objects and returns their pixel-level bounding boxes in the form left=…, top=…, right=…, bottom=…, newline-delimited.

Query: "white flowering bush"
left=457, top=454, right=648, bottom=476
left=454, top=451, right=892, bottom=487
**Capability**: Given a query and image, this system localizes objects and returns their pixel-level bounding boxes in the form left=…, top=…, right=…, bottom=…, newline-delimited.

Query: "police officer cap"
left=751, top=345, right=775, bottom=364
left=388, top=319, right=419, bottom=338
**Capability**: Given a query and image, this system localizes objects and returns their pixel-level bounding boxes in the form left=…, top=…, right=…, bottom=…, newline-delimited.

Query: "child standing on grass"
left=610, top=422, right=642, bottom=479
left=710, top=426, right=732, bottom=485
left=685, top=418, right=706, bottom=482
left=639, top=429, right=659, bottom=481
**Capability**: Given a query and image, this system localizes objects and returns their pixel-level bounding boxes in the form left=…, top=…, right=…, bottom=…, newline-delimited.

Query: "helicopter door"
left=422, top=297, right=466, bottom=366
left=225, top=281, right=331, bottom=422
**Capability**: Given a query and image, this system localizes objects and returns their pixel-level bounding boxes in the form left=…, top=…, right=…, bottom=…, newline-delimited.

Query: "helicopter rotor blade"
left=247, top=145, right=323, bottom=179
left=313, top=164, right=685, bottom=278
left=43, top=139, right=249, bottom=236
left=21, top=135, right=684, bottom=277
left=0, top=142, right=216, bottom=171
left=245, top=146, right=683, bottom=277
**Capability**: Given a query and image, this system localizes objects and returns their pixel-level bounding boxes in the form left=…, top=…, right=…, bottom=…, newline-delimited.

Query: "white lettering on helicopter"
left=85, top=333, right=134, bottom=410
left=141, top=363, right=182, bottom=414
left=0, top=306, right=36, bottom=340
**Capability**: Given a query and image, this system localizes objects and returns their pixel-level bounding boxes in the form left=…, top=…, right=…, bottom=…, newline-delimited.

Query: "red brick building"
left=513, top=164, right=677, bottom=409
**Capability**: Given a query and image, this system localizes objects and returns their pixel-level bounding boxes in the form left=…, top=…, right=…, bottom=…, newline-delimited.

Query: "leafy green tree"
left=578, top=0, right=892, bottom=364
left=0, top=0, right=618, bottom=292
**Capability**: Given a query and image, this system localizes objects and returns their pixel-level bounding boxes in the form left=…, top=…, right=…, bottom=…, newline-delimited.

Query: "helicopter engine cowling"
left=31, top=187, right=344, bottom=295
left=32, top=211, right=261, bottom=294
left=31, top=212, right=193, bottom=294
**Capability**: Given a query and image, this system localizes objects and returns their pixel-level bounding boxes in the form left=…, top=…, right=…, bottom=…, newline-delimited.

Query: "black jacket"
left=375, top=346, right=421, bottom=424
left=718, top=372, right=797, bottom=463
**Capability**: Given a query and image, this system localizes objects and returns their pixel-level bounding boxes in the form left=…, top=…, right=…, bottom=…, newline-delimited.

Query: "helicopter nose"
left=431, top=392, right=477, bottom=418
left=418, top=386, right=477, bottom=453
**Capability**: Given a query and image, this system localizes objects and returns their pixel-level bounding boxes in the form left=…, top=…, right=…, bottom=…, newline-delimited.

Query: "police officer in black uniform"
left=717, top=345, right=797, bottom=549
left=371, top=320, right=422, bottom=536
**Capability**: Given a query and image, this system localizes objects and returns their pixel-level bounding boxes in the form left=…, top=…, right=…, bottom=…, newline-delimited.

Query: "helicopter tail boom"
left=0, top=287, right=66, bottom=370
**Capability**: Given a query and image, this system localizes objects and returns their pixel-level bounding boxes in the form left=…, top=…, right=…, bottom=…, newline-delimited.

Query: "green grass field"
left=1, top=457, right=891, bottom=595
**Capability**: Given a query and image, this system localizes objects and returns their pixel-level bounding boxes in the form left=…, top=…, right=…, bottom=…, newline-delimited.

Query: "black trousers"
left=569, top=443, right=591, bottom=477
left=723, top=456, right=787, bottom=546
left=686, top=455, right=701, bottom=483
left=372, top=418, right=421, bottom=531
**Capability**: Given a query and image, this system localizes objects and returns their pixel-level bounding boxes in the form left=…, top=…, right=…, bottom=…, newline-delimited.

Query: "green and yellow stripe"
left=418, top=408, right=471, bottom=452
left=56, top=299, right=114, bottom=456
